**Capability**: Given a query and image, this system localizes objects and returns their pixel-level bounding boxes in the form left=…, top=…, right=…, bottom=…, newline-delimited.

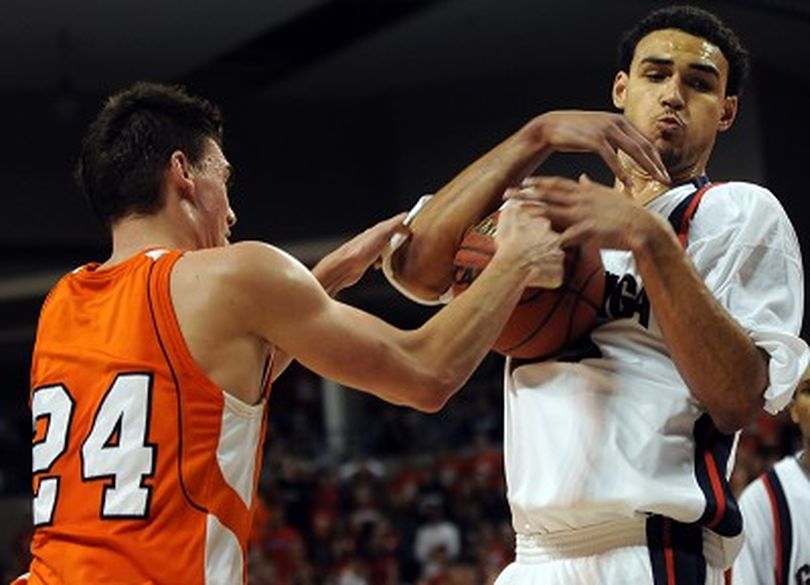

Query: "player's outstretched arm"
left=231, top=205, right=562, bottom=411
left=392, top=111, right=668, bottom=301
left=270, top=212, right=408, bottom=381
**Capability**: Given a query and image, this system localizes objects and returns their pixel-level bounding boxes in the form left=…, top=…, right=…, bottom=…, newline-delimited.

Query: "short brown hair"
left=76, top=82, right=223, bottom=228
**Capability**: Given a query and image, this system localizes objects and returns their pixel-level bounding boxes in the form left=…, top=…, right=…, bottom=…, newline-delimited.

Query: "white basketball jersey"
left=731, top=455, right=810, bottom=585
left=503, top=182, right=807, bottom=545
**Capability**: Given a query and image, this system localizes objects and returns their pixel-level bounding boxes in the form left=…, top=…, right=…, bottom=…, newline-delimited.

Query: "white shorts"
left=495, top=517, right=727, bottom=585
left=495, top=545, right=724, bottom=585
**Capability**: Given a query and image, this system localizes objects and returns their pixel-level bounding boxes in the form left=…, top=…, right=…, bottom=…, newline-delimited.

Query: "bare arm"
left=631, top=215, right=767, bottom=432
left=393, top=111, right=669, bottom=300
left=270, top=213, right=408, bottom=380
left=232, top=205, right=562, bottom=412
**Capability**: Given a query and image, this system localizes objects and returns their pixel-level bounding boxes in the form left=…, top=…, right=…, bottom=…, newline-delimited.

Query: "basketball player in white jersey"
left=731, top=366, right=810, bottom=585
left=383, top=6, right=809, bottom=584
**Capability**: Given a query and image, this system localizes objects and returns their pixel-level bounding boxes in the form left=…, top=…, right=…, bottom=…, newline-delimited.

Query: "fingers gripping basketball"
left=452, top=211, right=605, bottom=359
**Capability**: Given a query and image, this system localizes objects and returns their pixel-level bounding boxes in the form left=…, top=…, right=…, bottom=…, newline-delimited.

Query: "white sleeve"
left=380, top=195, right=454, bottom=306
left=732, top=477, right=775, bottom=585
left=686, top=183, right=810, bottom=414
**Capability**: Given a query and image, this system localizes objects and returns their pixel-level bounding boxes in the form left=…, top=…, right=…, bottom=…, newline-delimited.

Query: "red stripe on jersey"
left=677, top=183, right=723, bottom=247
left=703, top=448, right=728, bottom=528
left=762, top=474, right=785, bottom=585
left=663, top=518, right=677, bottom=585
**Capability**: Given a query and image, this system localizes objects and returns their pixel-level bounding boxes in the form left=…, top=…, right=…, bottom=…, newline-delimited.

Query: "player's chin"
left=651, top=140, right=680, bottom=169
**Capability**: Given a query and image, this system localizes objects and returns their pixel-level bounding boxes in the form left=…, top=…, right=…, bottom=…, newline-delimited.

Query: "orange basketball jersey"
left=27, top=249, right=269, bottom=584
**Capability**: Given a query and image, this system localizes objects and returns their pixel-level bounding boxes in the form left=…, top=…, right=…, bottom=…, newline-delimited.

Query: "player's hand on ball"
left=453, top=206, right=603, bottom=358
left=506, top=175, right=661, bottom=250
left=495, top=203, right=565, bottom=289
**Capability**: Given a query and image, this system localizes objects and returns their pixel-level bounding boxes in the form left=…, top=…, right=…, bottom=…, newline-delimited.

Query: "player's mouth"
left=655, top=114, right=686, bottom=132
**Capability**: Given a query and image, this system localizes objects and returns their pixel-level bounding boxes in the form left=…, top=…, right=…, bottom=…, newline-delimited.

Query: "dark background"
left=0, top=0, right=808, bottom=568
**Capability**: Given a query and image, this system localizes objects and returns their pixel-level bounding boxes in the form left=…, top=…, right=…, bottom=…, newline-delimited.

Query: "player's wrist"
left=487, top=248, right=535, bottom=288
left=519, top=114, right=555, bottom=152
left=628, top=211, right=681, bottom=261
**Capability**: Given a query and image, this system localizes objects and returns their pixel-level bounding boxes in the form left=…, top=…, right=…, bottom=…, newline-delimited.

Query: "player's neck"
left=801, top=446, right=810, bottom=473
left=613, top=176, right=669, bottom=205
left=105, top=214, right=194, bottom=268
left=617, top=154, right=707, bottom=205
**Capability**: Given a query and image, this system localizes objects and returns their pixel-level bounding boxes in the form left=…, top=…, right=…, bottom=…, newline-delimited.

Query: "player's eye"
left=687, top=77, right=712, bottom=92
left=644, top=71, right=667, bottom=82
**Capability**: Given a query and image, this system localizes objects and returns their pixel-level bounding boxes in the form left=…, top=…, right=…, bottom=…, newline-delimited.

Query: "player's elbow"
left=706, top=349, right=769, bottom=433
left=391, top=242, right=452, bottom=302
left=409, top=376, right=458, bottom=413
left=708, top=379, right=766, bottom=434
left=392, top=332, right=472, bottom=412
left=412, top=394, right=447, bottom=414
left=710, top=396, right=764, bottom=434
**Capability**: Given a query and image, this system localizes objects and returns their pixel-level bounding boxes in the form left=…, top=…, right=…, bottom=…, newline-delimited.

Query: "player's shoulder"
left=179, top=242, right=318, bottom=303
left=182, top=241, right=302, bottom=279
left=41, top=260, right=98, bottom=304
left=771, top=453, right=804, bottom=481
left=702, top=181, right=786, bottom=217
left=691, top=180, right=795, bottom=239
left=739, top=455, right=799, bottom=505
left=738, top=468, right=772, bottom=512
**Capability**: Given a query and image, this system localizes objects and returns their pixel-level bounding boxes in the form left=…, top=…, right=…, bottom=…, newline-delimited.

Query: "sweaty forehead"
left=200, top=138, right=230, bottom=171
left=632, top=28, right=728, bottom=73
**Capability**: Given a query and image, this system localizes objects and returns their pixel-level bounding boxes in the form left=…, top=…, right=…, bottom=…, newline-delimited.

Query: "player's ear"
left=718, top=95, right=738, bottom=132
left=612, top=71, right=628, bottom=110
left=168, top=150, right=195, bottom=198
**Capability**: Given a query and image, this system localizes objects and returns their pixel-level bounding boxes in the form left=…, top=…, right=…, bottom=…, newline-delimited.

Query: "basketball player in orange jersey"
left=17, top=81, right=597, bottom=584
left=384, top=6, right=808, bottom=585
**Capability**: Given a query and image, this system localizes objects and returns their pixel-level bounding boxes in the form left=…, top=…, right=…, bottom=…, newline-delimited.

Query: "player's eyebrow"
left=688, top=62, right=720, bottom=78
left=640, top=56, right=720, bottom=78
left=640, top=56, right=674, bottom=68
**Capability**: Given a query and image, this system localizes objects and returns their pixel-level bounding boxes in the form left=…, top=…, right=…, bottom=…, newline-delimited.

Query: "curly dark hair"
left=617, top=5, right=749, bottom=96
left=75, top=81, right=223, bottom=228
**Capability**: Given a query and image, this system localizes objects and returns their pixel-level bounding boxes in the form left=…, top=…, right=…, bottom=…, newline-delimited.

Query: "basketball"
left=452, top=210, right=605, bottom=359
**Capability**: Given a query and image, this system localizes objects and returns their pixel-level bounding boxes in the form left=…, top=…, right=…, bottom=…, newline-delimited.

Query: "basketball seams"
left=499, top=285, right=571, bottom=353
left=564, top=264, right=604, bottom=314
